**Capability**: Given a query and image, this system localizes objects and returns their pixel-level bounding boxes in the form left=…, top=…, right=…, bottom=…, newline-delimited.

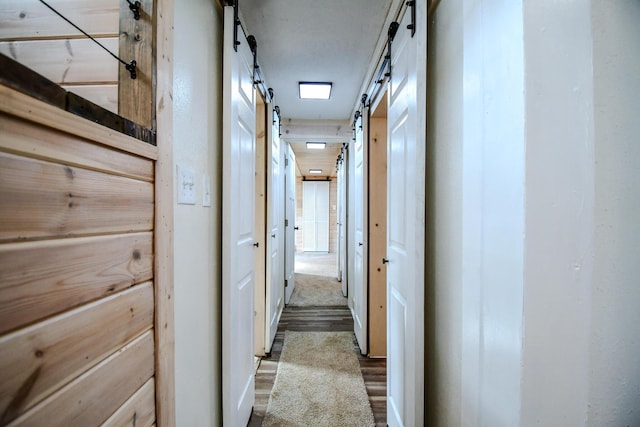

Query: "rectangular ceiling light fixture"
left=306, top=142, right=326, bottom=150
left=299, top=82, right=332, bottom=100
left=309, top=169, right=323, bottom=174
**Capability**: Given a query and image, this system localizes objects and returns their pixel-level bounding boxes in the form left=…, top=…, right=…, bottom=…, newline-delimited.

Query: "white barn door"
left=265, top=106, right=283, bottom=352
left=337, top=155, right=347, bottom=296
left=284, top=144, right=296, bottom=303
left=353, top=112, right=368, bottom=353
left=222, top=6, right=256, bottom=425
left=386, top=4, right=426, bottom=426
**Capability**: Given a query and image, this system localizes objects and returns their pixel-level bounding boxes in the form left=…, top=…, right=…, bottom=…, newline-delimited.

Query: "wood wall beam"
left=118, top=0, right=154, bottom=128
left=153, top=0, right=175, bottom=425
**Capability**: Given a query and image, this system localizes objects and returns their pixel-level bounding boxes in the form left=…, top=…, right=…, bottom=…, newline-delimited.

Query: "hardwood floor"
left=248, top=305, right=387, bottom=426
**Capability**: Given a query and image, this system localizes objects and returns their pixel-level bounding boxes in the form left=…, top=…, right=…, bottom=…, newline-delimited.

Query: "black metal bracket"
left=224, top=0, right=241, bottom=51
left=125, top=60, right=137, bottom=79
left=385, top=22, right=400, bottom=79
left=247, top=35, right=261, bottom=85
left=126, top=0, right=141, bottom=20
left=407, top=1, right=415, bottom=37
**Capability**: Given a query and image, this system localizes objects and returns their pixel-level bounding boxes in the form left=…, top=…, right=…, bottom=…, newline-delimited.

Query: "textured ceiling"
left=239, top=0, right=393, bottom=121
left=238, top=0, right=393, bottom=178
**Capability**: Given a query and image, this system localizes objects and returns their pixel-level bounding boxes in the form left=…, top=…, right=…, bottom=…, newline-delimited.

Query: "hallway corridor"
left=248, top=269, right=386, bottom=426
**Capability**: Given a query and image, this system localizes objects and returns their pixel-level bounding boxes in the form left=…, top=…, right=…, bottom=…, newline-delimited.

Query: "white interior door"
left=353, top=112, right=368, bottom=354
left=222, top=6, right=256, bottom=426
left=302, top=181, right=330, bottom=252
left=337, top=156, right=347, bottom=296
left=265, top=106, right=283, bottom=352
left=284, top=144, right=296, bottom=303
left=386, top=5, right=426, bottom=427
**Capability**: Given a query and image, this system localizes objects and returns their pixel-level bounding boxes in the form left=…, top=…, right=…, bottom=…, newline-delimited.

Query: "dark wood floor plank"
left=248, top=304, right=387, bottom=426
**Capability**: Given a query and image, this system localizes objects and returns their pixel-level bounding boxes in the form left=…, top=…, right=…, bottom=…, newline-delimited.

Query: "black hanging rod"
left=38, top=0, right=137, bottom=79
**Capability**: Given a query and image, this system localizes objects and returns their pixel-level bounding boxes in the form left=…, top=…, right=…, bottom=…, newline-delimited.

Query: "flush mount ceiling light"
left=306, top=142, right=326, bottom=150
left=309, top=169, right=323, bottom=174
left=299, top=82, right=332, bottom=100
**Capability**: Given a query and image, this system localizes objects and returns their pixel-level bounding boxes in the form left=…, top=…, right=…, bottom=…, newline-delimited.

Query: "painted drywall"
left=588, top=1, right=640, bottom=424
left=425, top=0, right=463, bottom=424
left=172, top=1, right=223, bottom=425
left=521, top=0, right=640, bottom=424
left=521, top=1, right=595, bottom=423
left=461, top=1, right=525, bottom=425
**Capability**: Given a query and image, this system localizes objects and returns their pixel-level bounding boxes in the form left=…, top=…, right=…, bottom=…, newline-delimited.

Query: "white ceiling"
left=239, top=0, right=393, bottom=121
left=238, top=0, right=394, bottom=178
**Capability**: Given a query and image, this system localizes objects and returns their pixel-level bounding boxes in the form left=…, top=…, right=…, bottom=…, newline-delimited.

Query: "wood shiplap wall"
left=0, top=84, right=158, bottom=426
left=0, top=1, right=120, bottom=114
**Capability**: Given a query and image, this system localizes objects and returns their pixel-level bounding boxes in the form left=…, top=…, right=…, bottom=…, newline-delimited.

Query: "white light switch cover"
left=177, top=165, right=196, bottom=205
left=202, top=174, right=211, bottom=207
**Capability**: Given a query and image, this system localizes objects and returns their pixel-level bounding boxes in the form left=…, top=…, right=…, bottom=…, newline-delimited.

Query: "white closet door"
left=284, top=145, right=296, bottom=303
left=386, top=4, right=426, bottom=426
left=302, top=181, right=330, bottom=252
left=221, top=6, right=256, bottom=426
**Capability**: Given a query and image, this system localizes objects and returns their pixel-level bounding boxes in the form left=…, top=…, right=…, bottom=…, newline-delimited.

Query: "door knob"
left=253, top=242, right=259, bottom=248
left=358, top=242, right=363, bottom=246
left=271, top=233, right=276, bottom=238
left=294, top=226, right=299, bottom=230
left=382, top=258, right=389, bottom=264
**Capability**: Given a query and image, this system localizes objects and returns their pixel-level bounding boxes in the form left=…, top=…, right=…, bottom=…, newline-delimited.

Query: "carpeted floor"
left=288, top=273, right=347, bottom=306
left=262, top=331, right=375, bottom=427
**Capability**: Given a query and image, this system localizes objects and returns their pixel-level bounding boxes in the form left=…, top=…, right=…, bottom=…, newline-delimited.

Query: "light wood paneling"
left=6, top=331, right=155, bottom=427
left=0, top=232, right=153, bottom=335
left=0, top=151, right=153, bottom=242
left=64, top=84, right=118, bottom=113
left=101, top=377, right=156, bottom=427
left=0, top=112, right=152, bottom=181
left=0, top=86, right=158, bottom=160
left=0, top=38, right=119, bottom=84
left=368, top=116, right=387, bottom=357
left=0, top=283, right=154, bottom=421
left=0, top=0, right=119, bottom=41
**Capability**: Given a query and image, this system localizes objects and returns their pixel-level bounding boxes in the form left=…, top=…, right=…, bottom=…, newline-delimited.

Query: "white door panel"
left=265, top=106, right=282, bottom=352
left=386, top=4, right=426, bottom=427
left=284, top=145, right=296, bottom=303
left=353, top=112, right=368, bottom=354
left=222, top=6, right=256, bottom=426
left=338, top=157, right=347, bottom=295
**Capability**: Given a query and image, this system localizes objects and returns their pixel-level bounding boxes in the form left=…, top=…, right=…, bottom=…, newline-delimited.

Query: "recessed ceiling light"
left=309, top=169, right=323, bottom=174
left=306, top=142, right=326, bottom=150
left=299, top=82, right=332, bottom=100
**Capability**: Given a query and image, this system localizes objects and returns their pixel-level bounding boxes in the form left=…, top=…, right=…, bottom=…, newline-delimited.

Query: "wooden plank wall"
left=0, top=0, right=120, bottom=113
left=368, top=113, right=388, bottom=358
left=0, top=84, right=158, bottom=426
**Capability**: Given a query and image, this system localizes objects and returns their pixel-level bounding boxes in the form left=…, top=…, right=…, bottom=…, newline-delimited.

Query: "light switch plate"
left=177, top=165, right=196, bottom=205
left=202, top=174, right=211, bottom=207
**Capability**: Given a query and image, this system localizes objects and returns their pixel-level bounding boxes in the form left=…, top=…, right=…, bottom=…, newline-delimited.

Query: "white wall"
left=588, top=1, right=640, bottom=424
left=172, top=1, right=222, bottom=425
left=521, top=0, right=595, bottom=423
left=426, top=0, right=463, bottom=424
left=428, top=0, right=640, bottom=425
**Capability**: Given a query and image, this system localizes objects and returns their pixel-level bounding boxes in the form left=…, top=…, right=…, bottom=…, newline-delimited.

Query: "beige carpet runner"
left=263, top=331, right=375, bottom=426
left=288, top=273, right=347, bottom=306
